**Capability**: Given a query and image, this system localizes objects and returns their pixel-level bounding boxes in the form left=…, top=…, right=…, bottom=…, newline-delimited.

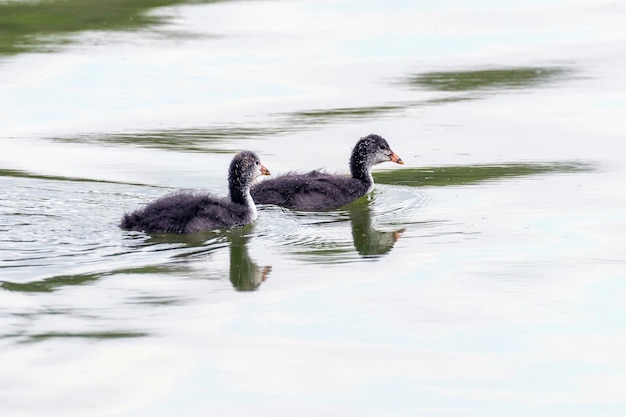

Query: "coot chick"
left=251, top=134, right=403, bottom=210
left=121, top=151, right=270, bottom=234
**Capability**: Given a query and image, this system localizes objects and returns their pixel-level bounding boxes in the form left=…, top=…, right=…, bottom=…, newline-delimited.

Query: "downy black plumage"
left=251, top=134, right=403, bottom=210
left=121, top=151, right=270, bottom=234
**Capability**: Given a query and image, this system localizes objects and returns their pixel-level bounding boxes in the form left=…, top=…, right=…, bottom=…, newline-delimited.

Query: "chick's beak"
left=261, top=165, right=271, bottom=175
left=389, top=151, right=404, bottom=165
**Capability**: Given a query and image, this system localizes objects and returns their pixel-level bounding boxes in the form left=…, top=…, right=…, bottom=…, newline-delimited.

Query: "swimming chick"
left=120, top=151, right=270, bottom=234
left=251, top=134, right=403, bottom=210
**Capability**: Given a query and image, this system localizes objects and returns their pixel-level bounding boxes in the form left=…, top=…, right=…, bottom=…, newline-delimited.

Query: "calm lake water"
left=1, top=0, right=625, bottom=416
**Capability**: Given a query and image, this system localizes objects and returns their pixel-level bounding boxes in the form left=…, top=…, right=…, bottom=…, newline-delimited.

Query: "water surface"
left=1, top=0, right=625, bottom=416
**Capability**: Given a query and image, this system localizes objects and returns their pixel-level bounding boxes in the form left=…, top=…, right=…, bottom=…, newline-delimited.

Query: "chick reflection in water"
left=227, top=228, right=271, bottom=291
left=348, top=198, right=403, bottom=258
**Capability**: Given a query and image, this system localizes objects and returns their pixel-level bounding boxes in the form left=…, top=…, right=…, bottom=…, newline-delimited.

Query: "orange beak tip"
left=389, top=152, right=404, bottom=165
left=261, top=165, right=271, bottom=175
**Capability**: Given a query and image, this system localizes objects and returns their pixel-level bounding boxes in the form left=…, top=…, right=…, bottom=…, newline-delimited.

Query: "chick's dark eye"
left=379, top=144, right=385, bottom=150
left=255, top=161, right=260, bottom=165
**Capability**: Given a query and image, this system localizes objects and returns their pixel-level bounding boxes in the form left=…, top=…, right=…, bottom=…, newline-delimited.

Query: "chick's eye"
left=379, top=144, right=386, bottom=150
left=255, top=160, right=260, bottom=165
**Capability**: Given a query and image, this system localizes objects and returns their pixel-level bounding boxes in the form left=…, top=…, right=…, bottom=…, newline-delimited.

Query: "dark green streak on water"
left=0, top=265, right=172, bottom=293
left=0, top=168, right=152, bottom=187
left=53, top=126, right=286, bottom=153
left=288, top=105, right=406, bottom=125
left=284, top=97, right=479, bottom=126
left=0, top=0, right=218, bottom=56
left=407, top=66, right=571, bottom=92
left=373, top=162, right=593, bottom=187
left=1, top=273, right=101, bottom=293
left=3, top=331, right=150, bottom=344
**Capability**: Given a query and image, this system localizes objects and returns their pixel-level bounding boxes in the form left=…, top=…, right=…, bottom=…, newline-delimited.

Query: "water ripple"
left=253, top=185, right=432, bottom=263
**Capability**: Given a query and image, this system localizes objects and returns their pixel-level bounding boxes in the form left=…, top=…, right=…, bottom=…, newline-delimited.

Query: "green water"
left=1, top=0, right=625, bottom=416
left=0, top=0, right=220, bottom=55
